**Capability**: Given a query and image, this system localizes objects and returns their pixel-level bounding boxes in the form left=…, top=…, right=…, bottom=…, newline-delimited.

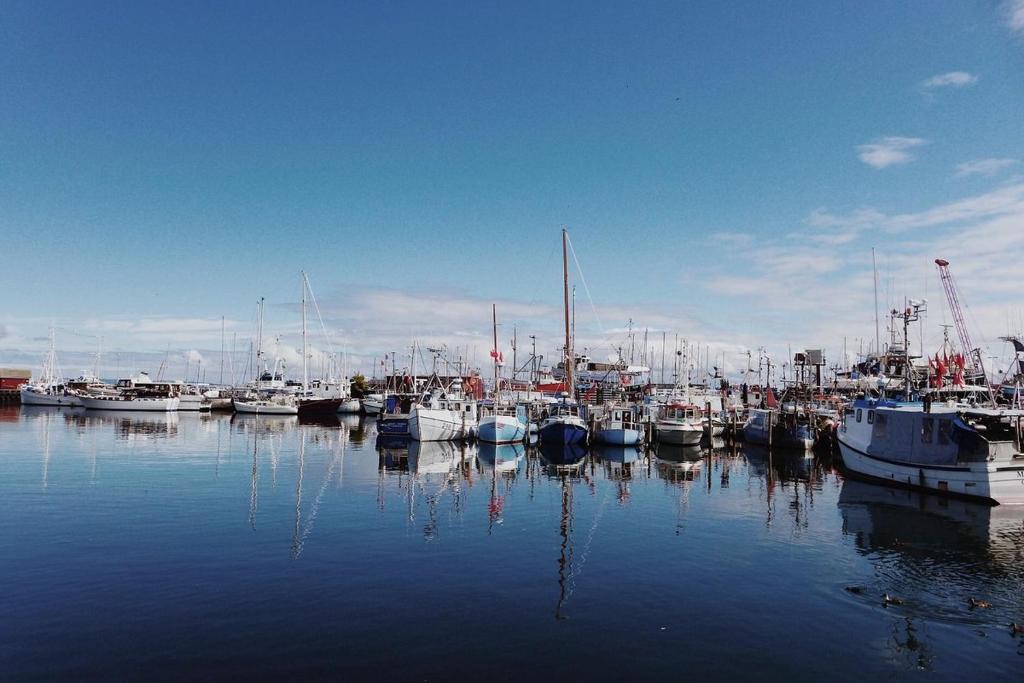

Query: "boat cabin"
left=659, top=403, right=699, bottom=421
left=846, top=398, right=1024, bottom=466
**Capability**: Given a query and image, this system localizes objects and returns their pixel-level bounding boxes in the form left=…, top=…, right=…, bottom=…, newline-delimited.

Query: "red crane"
left=934, top=258, right=984, bottom=377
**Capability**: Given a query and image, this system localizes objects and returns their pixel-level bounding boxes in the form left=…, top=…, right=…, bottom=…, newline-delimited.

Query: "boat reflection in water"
left=231, top=411, right=298, bottom=432
left=537, top=440, right=587, bottom=471
left=838, top=478, right=1024, bottom=622
left=64, top=408, right=181, bottom=440
left=591, top=445, right=645, bottom=504
left=376, top=438, right=475, bottom=539
left=742, top=443, right=822, bottom=482
left=477, top=442, right=525, bottom=475
left=478, top=442, right=525, bottom=527
left=534, top=439, right=589, bottom=620
left=654, top=443, right=704, bottom=482
left=408, top=439, right=472, bottom=475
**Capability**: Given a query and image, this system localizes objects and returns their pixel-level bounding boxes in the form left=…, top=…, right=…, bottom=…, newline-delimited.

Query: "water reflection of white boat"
left=71, top=409, right=180, bottom=437
left=838, top=478, right=1024, bottom=563
left=837, top=478, right=1024, bottom=622
left=592, top=444, right=641, bottom=465
left=407, top=440, right=469, bottom=475
left=477, top=442, right=525, bottom=473
left=338, top=414, right=361, bottom=430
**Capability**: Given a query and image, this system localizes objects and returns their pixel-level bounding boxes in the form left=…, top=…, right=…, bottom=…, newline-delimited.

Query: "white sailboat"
left=234, top=296, right=298, bottom=415
left=20, top=329, right=81, bottom=407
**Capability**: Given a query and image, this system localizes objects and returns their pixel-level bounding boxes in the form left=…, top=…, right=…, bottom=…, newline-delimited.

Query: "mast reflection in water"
left=0, top=408, right=1021, bottom=680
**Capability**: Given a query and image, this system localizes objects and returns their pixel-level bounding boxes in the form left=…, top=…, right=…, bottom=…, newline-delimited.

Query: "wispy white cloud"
left=954, top=157, right=1019, bottom=177
left=699, top=180, right=1024, bottom=366
left=803, top=182, right=1024, bottom=240
left=857, top=136, right=928, bottom=169
left=707, top=231, right=753, bottom=246
left=1008, top=0, right=1024, bottom=32
left=920, top=71, right=977, bottom=89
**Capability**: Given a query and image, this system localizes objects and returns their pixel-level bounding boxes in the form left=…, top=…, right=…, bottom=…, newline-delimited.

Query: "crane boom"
left=934, top=258, right=983, bottom=376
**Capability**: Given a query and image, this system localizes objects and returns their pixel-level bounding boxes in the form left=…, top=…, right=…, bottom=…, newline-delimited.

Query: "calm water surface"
left=1, top=406, right=1022, bottom=680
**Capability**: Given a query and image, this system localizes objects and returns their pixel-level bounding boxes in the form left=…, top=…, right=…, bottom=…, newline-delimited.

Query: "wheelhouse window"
left=938, top=419, right=953, bottom=445
left=872, top=412, right=887, bottom=438
left=867, top=410, right=874, bottom=424
left=856, top=409, right=862, bottom=423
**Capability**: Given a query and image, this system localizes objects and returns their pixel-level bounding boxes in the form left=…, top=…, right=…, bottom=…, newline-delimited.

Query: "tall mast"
left=872, top=248, right=880, bottom=355
left=492, top=304, right=499, bottom=399
left=562, top=228, right=573, bottom=394
left=256, top=297, right=265, bottom=377
left=220, top=315, right=225, bottom=386
left=301, top=272, right=308, bottom=394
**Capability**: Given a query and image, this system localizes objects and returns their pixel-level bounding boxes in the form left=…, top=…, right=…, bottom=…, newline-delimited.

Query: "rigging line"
left=564, top=232, right=605, bottom=337
left=565, top=233, right=630, bottom=361
left=303, top=275, right=338, bottom=360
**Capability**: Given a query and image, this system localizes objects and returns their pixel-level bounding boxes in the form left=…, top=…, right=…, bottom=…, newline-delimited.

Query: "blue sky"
left=3, top=1, right=1024, bottom=380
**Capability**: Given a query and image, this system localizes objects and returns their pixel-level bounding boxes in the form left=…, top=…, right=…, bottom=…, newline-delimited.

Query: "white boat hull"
left=656, top=422, right=703, bottom=445
left=177, top=395, right=211, bottom=412
left=79, top=396, right=179, bottom=412
left=337, top=398, right=361, bottom=414
left=362, top=395, right=384, bottom=415
left=233, top=400, right=298, bottom=415
left=478, top=415, right=527, bottom=443
left=838, top=435, right=1024, bottom=505
left=409, top=407, right=473, bottom=441
left=20, top=388, right=81, bottom=407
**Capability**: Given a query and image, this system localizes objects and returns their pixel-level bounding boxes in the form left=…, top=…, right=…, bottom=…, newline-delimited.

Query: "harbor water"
left=1, top=406, right=1022, bottom=680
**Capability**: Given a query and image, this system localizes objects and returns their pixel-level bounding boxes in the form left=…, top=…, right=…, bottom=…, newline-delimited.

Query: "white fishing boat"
left=656, top=403, right=704, bottom=445
left=21, top=383, right=80, bottom=407
left=408, top=379, right=478, bottom=442
left=20, top=329, right=81, bottom=407
left=478, top=304, right=528, bottom=444
left=837, top=396, right=1024, bottom=505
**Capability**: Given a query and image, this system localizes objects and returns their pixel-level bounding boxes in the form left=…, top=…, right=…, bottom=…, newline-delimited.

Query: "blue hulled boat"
left=539, top=399, right=588, bottom=445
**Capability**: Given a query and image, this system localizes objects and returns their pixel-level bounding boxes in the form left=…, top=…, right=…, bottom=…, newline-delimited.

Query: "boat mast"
left=872, top=248, right=881, bottom=355
left=256, top=297, right=265, bottom=379
left=492, top=304, right=499, bottom=400
left=301, top=272, right=308, bottom=394
left=562, top=228, right=573, bottom=395
left=220, top=316, right=225, bottom=386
